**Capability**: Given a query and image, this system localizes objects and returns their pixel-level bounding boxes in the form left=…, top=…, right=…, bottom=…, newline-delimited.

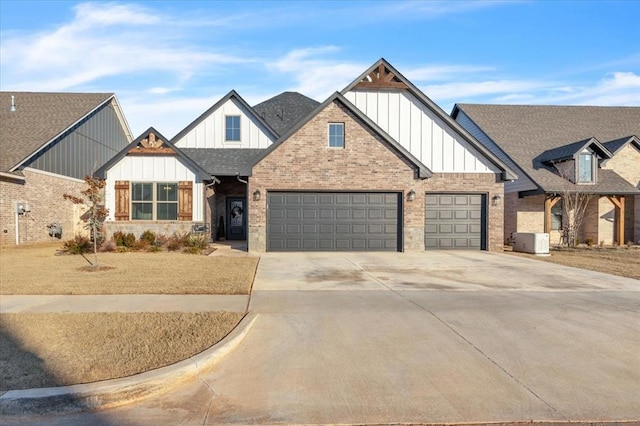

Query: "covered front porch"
left=544, top=193, right=633, bottom=246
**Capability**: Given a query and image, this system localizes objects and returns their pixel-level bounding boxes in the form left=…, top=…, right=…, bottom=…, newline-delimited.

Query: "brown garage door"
left=425, top=193, right=486, bottom=249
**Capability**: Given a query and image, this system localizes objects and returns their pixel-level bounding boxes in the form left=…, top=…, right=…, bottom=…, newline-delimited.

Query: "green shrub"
left=187, top=233, right=208, bottom=250
left=147, top=245, right=163, bottom=252
left=113, top=231, right=136, bottom=248
left=585, top=238, right=594, bottom=247
left=63, top=235, right=92, bottom=254
left=140, top=230, right=156, bottom=245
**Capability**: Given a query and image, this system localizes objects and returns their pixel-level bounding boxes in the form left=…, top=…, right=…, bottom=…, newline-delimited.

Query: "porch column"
left=544, top=195, right=562, bottom=233
left=607, top=195, right=625, bottom=246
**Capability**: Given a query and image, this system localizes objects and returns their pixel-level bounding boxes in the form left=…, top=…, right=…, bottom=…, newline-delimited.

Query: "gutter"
left=0, top=171, right=25, bottom=181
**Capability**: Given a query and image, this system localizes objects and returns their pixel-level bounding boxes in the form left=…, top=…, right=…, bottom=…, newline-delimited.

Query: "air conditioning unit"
left=513, top=233, right=550, bottom=255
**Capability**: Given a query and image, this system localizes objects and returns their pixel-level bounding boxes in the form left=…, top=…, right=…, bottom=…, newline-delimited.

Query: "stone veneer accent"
left=0, top=169, right=87, bottom=245
left=247, top=101, right=504, bottom=252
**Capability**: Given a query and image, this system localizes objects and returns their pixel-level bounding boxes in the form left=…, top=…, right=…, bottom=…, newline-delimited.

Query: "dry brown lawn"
left=0, top=311, right=243, bottom=392
left=0, top=243, right=258, bottom=295
left=507, top=246, right=640, bottom=280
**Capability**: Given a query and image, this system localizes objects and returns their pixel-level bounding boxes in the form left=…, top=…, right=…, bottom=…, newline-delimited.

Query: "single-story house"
left=0, top=92, right=132, bottom=245
left=452, top=104, right=640, bottom=245
left=97, top=58, right=518, bottom=252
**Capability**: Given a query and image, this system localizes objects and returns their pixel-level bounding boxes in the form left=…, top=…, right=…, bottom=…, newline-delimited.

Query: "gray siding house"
left=0, top=92, right=132, bottom=244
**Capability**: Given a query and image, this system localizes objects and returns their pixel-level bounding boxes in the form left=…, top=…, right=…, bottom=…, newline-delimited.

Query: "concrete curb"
left=0, top=312, right=258, bottom=415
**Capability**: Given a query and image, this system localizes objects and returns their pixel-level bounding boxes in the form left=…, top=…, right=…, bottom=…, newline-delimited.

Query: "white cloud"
left=271, top=47, right=368, bottom=100
left=547, top=72, right=640, bottom=106
left=119, top=93, right=224, bottom=138
left=0, top=2, right=251, bottom=91
left=428, top=71, right=640, bottom=108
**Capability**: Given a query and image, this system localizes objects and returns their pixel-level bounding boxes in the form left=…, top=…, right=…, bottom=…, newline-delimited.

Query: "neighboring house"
left=98, top=59, right=517, bottom=252
left=452, top=104, right=640, bottom=245
left=0, top=92, right=132, bottom=245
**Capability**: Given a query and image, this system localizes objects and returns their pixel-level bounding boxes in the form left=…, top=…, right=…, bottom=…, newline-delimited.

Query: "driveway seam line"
left=197, top=376, right=216, bottom=426
left=344, top=256, right=566, bottom=419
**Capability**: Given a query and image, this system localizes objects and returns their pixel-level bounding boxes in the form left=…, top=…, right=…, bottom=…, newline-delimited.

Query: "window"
left=578, top=153, right=594, bottom=183
left=328, top=123, right=344, bottom=148
left=132, top=182, right=178, bottom=220
left=132, top=183, right=153, bottom=220
left=225, top=115, right=240, bottom=141
left=551, top=201, right=563, bottom=231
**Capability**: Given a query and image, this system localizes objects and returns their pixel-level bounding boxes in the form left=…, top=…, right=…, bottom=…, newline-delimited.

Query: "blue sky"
left=1, top=0, right=639, bottom=138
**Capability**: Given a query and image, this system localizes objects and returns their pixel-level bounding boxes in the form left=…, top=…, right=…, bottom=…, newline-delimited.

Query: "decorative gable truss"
left=343, top=58, right=517, bottom=180
left=95, top=127, right=213, bottom=223
left=354, top=63, right=408, bottom=90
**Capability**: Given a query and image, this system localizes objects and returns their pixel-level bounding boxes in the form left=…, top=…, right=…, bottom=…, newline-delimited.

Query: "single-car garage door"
left=268, top=192, right=400, bottom=251
left=425, top=194, right=486, bottom=249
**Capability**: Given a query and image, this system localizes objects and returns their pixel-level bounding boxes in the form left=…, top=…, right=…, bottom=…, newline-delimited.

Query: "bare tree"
left=553, top=161, right=595, bottom=247
left=64, top=176, right=108, bottom=266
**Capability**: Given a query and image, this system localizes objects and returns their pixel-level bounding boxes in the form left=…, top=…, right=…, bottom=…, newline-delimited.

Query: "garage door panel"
left=352, top=209, right=367, bottom=219
left=286, top=209, right=301, bottom=219
left=303, top=194, right=318, bottom=204
left=268, top=192, right=399, bottom=252
left=303, top=209, right=317, bottom=219
left=425, top=193, right=486, bottom=250
left=320, top=209, right=333, bottom=219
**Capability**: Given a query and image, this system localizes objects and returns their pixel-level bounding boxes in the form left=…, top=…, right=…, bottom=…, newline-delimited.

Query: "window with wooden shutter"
left=178, top=181, right=193, bottom=221
left=115, top=181, right=130, bottom=221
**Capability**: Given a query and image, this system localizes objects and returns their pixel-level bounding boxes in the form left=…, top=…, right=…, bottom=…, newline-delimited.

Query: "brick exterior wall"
left=602, top=143, right=640, bottom=243
left=248, top=101, right=504, bottom=252
left=0, top=169, right=86, bottom=245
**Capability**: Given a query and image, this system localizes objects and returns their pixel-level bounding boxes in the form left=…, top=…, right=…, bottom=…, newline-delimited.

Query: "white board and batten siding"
left=345, top=89, right=500, bottom=174
left=104, top=156, right=204, bottom=222
left=454, top=110, right=535, bottom=193
left=174, top=97, right=275, bottom=149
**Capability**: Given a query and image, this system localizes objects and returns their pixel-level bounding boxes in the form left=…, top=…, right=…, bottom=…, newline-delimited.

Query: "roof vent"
left=10, top=95, right=17, bottom=112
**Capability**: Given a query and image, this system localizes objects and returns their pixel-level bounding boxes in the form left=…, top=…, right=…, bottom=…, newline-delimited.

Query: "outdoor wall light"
left=253, top=189, right=261, bottom=201
left=491, top=194, right=502, bottom=206
left=407, top=189, right=416, bottom=202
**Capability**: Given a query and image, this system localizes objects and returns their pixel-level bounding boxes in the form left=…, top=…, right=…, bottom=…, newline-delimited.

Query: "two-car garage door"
left=267, top=192, right=400, bottom=251
left=266, top=191, right=486, bottom=252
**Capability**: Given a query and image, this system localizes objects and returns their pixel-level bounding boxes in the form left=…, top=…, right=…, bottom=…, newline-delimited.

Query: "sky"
left=1, top=0, right=639, bottom=139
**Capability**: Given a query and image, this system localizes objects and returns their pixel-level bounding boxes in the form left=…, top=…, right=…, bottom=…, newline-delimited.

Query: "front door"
left=227, top=198, right=246, bottom=240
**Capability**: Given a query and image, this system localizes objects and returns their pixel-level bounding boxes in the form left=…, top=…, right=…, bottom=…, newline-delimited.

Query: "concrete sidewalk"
left=0, top=294, right=249, bottom=313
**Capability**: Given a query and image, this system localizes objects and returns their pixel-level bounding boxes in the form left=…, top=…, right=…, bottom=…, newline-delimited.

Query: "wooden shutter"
left=178, top=181, right=193, bottom=221
left=115, top=181, right=130, bottom=221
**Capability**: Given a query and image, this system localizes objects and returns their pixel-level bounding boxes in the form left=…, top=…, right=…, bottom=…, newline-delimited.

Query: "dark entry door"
left=227, top=198, right=246, bottom=240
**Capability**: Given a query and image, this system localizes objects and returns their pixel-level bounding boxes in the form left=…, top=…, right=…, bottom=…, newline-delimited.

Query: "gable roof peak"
left=170, top=89, right=278, bottom=143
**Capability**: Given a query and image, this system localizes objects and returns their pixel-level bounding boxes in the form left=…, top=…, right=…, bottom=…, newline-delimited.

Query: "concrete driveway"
left=6, top=251, right=639, bottom=425
left=205, top=251, right=640, bottom=424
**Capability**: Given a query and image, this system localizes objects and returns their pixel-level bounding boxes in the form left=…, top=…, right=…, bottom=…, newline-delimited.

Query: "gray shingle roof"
left=603, top=135, right=640, bottom=155
left=182, top=148, right=265, bottom=176
left=454, top=104, right=640, bottom=194
left=253, top=92, right=320, bottom=136
left=536, top=137, right=612, bottom=164
left=0, top=91, right=114, bottom=173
